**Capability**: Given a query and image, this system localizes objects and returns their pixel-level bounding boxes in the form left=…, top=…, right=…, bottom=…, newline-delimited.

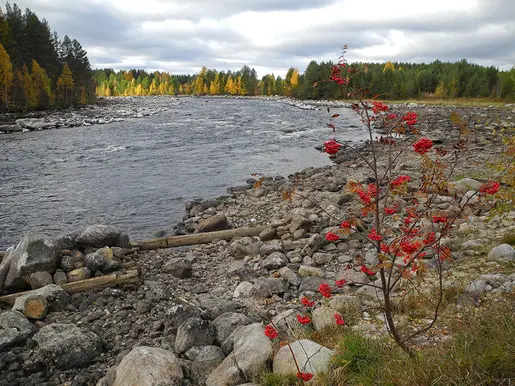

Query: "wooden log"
left=15, top=294, right=48, bottom=319
left=0, top=270, right=139, bottom=305
left=132, top=226, right=267, bottom=250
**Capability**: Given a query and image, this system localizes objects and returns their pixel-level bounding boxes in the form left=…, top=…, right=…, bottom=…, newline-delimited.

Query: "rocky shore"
left=0, top=96, right=182, bottom=134
left=0, top=103, right=514, bottom=385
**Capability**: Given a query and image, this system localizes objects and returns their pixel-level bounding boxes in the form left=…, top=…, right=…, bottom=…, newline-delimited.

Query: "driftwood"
left=15, top=294, right=48, bottom=319
left=132, top=226, right=267, bottom=250
left=0, top=270, right=139, bottom=305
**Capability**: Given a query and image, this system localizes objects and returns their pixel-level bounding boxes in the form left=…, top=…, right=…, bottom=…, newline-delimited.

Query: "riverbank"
left=0, top=103, right=514, bottom=385
left=2, top=95, right=514, bottom=135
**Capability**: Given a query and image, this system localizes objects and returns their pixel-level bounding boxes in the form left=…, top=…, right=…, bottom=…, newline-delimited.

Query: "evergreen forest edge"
left=1, top=2, right=514, bottom=114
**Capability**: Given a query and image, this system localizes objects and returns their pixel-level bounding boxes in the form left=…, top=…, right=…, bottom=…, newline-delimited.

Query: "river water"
left=0, top=97, right=369, bottom=249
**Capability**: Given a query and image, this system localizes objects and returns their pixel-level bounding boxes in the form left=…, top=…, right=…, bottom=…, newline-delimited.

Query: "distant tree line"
left=0, top=2, right=95, bottom=112
left=95, top=60, right=515, bottom=101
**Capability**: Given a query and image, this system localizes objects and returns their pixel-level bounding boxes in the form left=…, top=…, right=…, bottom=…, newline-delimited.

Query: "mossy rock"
left=502, top=232, right=515, bottom=246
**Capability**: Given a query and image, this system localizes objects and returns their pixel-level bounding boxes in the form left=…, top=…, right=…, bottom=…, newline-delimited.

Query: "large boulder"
left=0, top=246, right=15, bottom=291
left=213, top=312, right=249, bottom=346
left=113, top=346, right=183, bottom=386
left=3, top=233, right=60, bottom=290
left=75, top=225, right=125, bottom=248
left=0, top=310, right=36, bottom=351
left=312, top=307, right=344, bottom=332
left=175, top=317, right=216, bottom=354
left=32, top=323, right=102, bottom=369
left=191, top=346, right=225, bottom=386
left=196, top=214, right=230, bottom=233
left=273, top=339, right=334, bottom=376
left=206, top=323, right=272, bottom=386
left=488, top=244, right=515, bottom=260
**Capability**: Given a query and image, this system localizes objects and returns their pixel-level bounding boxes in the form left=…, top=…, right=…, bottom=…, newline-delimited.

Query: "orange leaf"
left=331, top=114, right=340, bottom=118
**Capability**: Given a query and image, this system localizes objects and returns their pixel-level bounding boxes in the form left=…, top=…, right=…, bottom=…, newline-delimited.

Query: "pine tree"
left=0, top=42, right=13, bottom=109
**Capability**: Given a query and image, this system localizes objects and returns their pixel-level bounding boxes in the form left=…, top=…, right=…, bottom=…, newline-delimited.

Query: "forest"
left=1, top=3, right=514, bottom=114
left=94, top=60, right=515, bottom=101
left=0, top=2, right=95, bottom=112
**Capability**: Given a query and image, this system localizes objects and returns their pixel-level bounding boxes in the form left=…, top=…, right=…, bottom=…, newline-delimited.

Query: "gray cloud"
left=9, top=0, right=515, bottom=76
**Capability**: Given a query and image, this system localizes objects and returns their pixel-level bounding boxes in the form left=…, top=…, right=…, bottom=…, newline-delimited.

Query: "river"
left=0, top=97, right=368, bottom=249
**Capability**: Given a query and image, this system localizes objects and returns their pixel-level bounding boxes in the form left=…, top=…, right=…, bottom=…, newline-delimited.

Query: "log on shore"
left=0, top=270, right=139, bottom=305
left=132, top=226, right=267, bottom=250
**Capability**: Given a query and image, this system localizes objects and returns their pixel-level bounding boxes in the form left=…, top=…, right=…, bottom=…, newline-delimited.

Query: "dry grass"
left=259, top=295, right=515, bottom=385
left=385, top=98, right=513, bottom=107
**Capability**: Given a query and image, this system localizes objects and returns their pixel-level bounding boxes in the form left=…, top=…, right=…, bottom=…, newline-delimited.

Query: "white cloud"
left=9, top=0, right=515, bottom=76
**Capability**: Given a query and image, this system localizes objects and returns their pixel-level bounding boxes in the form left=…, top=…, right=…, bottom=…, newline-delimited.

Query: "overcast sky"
left=11, top=0, right=515, bottom=77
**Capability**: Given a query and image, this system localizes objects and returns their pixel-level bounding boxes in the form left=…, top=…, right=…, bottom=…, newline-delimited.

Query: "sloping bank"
left=0, top=103, right=514, bottom=385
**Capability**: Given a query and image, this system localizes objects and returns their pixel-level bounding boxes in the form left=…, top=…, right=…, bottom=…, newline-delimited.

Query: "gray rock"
left=278, top=266, right=301, bottom=286
left=259, top=227, right=277, bottom=241
left=227, top=261, right=253, bottom=280
left=461, top=190, right=480, bottom=206
left=302, top=234, right=325, bottom=256
left=335, top=268, right=368, bottom=286
left=273, top=339, right=334, bottom=376
left=3, top=233, right=59, bottom=290
left=233, top=282, right=254, bottom=298
left=76, top=225, right=123, bottom=248
left=246, top=187, right=267, bottom=198
left=196, top=214, right=230, bottom=233
left=54, top=231, right=79, bottom=250
left=488, top=244, right=515, bottom=260
left=251, top=278, right=288, bottom=298
left=479, top=274, right=511, bottom=288
left=232, top=323, right=273, bottom=378
left=13, top=284, right=71, bottom=313
left=114, top=346, right=183, bottom=386
left=298, top=265, right=324, bottom=278
left=260, top=252, right=288, bottom=270
left=205, top=352, right=242, bottom=386
left=185, top=346, right=203, bottom=361
left=28, top=271, right=53, bottom=289
left=364, top=250, right=379, bottom=265
left=164, top=258, right=193, bottom=279
left=199, top=297, right=240, bottom=319
left=451, top=178, right=482, bottom=194
left=165, top=304, right=201, bottom=332
left=175, top=317, right=216, bottom=354
left=84, top=247, right=121, bottom=273
left=229, top=239, right=249, bottom=259
left=213, top=312, right=249, bottom=346
left=116, top=233, right=130, bottom=249
left=329, top=295, right=361, bottom=315
left=191, top=346, right=225, bottom=386
left=461, top=240, right=485, bottom=250
left=465, top=280, right=488, bottom=295
left=312, top=307, right=344, bottom=332
left=0, top=246, right=14, bottom=292
left=60, top=250, right=85, bottom=272
left=271, top=309, right=310, bottom=337
left=0, top=310, right=36, bottom=351
left=206, top=323, right=272, bottom=385
left=53, top=270, right=68, bottom=285
left=312, top=252, right=333, bottom=266
left=289, top=216, right=313, bottom=233
left=299, top=277, right=334, bottom=293
left=32, top=323, right=102, bottom=369
left=259, top=242, right=284, bottom=256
